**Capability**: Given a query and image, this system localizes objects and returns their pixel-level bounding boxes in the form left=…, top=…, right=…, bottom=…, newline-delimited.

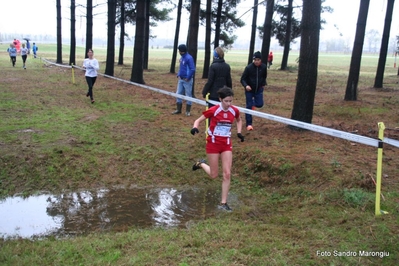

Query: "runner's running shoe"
left=218, top=203, right=232, bottom=212
left=192, top=159, right=206, bottom=171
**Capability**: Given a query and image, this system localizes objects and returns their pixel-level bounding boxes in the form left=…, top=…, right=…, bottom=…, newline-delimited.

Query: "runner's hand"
left=191, top=128, right=199, bottom=135
left=237, top=133, right=245, bottom=142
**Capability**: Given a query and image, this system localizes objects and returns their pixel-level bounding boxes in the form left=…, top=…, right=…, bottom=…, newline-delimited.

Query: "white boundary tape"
left=42, top=58, right=399, bottom=149
left=382, top=137, right=399, bottom=148
left=226, top=104, right=380, bottom=148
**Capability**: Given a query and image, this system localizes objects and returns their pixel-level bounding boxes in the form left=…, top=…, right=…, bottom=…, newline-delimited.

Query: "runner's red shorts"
left=206, top=139, right=232, bottom=154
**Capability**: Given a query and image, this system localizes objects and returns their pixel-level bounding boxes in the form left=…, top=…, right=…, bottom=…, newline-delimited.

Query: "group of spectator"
left=173, top=44, right=271, bottom=131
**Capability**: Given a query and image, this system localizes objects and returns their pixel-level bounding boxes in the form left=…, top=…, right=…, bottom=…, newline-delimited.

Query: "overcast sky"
left=1, top=0, right=398, bottom=45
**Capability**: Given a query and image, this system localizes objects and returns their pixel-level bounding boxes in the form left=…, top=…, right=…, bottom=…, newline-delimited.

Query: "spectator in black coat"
left=202, top=47, right=232, bottom=108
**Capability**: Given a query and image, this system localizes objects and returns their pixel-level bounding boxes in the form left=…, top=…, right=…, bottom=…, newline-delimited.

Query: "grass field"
left=0, top=44, right=398, bottom=265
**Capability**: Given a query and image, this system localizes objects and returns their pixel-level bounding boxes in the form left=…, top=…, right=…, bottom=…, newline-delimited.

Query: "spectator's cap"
left=178, top=44, right=187, bottom=53
left=253, top=51, right=262, bottom=59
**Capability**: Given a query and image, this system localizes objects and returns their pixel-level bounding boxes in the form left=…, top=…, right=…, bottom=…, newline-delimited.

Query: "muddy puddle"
left=0, top=187, right=239, bottom=239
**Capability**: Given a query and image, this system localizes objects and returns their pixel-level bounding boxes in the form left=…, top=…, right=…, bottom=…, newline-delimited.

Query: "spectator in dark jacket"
left=202, top=47, right=232, bottom=108
left=240, top=51, right=267, bottom=131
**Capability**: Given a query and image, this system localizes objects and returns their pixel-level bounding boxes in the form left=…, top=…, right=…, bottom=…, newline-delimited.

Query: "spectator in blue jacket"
left=172, top=44, right=196, bottom=116
left=240, top=51, right=267, bottom=131
left=32, top=43, right=38, bottom=58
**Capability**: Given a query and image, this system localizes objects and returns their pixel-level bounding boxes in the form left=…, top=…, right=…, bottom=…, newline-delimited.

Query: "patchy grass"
left=0, top=47, right=398, bottom=265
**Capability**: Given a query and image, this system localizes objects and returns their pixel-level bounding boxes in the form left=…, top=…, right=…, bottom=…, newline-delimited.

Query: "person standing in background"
left=202, top=46, right=232, bottom=109
left=82, top=49, right=100, bottom=104
left=268, top=51, right=273, bottom=69
left=240, top=51, right=267, bottom=131
left=14, top=39, right=21, bottom=53
left=32, top=43, right=38, bottom=58
left=172, top=44, right=196, bottom=116
left=26, top=40, right=31, bottom=54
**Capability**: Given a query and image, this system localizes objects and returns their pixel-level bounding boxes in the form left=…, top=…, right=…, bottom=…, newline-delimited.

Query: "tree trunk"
left=261, top=0, right=274, bottom=64
left=143, top=0, right=150, bottom=69
left=290, top=0, right=321, bottom=124
left=69, top=0, right=76, bottom=66
left=187, top=0, right=201, bottom=97
left=85, top=0, right=93, bottom=58
left=130, top=0, right=146, bottom=84
left=281, top=0, right=293, bottom=70
left=118, top=0, right=125, bottom=65
left=397, top=35, right=399, bottom=75
left=345, top=0, right=370, bottom=101
left=373, top=0, right=395, bottom=88
left=202, top=0, right=212, bottom=79
left=247, top=0, right=258, bottom=65
left=105, top=0, right=116, bottom=76
left=56, top=0, right=62, bottom=64
left=169, top=0, right=183, bottom=74
left=214, top=0, right=222, bottom=48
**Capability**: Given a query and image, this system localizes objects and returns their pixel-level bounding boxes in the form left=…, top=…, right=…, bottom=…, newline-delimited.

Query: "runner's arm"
left=236, top=116, right=243, bottom=134
left=193, top=115, right=206, bottom=129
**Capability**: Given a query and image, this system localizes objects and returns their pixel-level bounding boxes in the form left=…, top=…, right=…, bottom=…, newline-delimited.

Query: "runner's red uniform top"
left=203, top=105, right=240, bottom=145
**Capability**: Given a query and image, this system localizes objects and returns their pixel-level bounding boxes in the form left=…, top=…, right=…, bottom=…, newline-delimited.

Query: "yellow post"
left=71, top=64, right=75, bottom=84
left=375, top=122, right=388, bottom=216
left=205, top=93, right=210, bottom=140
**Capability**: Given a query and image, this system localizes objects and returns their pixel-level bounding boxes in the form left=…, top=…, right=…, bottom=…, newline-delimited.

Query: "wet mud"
left=0, top=187, right=238, bottom=239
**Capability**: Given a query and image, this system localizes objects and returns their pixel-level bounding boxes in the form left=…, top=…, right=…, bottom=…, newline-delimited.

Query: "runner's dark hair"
left=217, top=86, right=234, bottom=99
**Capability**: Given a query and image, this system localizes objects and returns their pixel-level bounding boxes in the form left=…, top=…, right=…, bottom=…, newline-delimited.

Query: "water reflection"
left=0, top=187, right=227, bottom=239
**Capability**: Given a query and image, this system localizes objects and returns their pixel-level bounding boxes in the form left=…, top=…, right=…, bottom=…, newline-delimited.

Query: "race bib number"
left=213, top=122, right=231, bottom=137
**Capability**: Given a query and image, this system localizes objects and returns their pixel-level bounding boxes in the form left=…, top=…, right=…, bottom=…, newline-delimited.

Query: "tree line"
left=55, top=0, right=398, bottom=124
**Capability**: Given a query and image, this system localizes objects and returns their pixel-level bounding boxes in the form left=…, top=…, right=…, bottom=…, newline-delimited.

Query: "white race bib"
left=213, top=122, right=231, bottom=137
